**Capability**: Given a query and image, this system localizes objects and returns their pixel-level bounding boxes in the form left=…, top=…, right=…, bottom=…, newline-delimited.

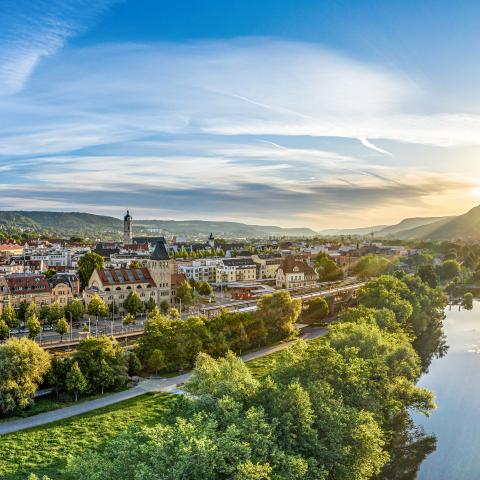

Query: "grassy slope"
left=0, top=394, right=178, bottom=480
left=0, top=337, right=324, bottom=480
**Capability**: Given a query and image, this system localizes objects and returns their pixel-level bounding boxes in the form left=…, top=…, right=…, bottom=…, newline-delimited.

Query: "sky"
left=2, top=1, right=480, bottom=229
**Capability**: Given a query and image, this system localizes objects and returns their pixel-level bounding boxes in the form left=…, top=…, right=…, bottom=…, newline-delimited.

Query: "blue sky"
left=2, top=0, right=480, bottom=228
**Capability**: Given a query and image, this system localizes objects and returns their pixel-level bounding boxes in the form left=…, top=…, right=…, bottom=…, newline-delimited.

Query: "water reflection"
left=378, top=317, right=447, bottom=480
left=379, top=414, right=436, bottom=480
left=385, top=302, right=480, bottom=480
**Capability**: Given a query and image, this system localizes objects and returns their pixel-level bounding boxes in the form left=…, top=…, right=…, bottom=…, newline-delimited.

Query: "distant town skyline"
left=2, top=1, right=480, bottom=229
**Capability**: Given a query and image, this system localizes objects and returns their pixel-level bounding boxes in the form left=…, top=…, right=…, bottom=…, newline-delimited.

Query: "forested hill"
left=0, top=211, right=317, bottom=238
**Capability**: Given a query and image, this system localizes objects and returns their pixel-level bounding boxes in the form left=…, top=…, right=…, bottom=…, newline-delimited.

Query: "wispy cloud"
left=0, top=0, right=116, bottom=95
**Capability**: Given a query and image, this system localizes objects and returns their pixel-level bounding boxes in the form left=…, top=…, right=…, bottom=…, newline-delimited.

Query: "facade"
left=216, top=258, right=257, bottom=284
left=0, top=274, right=52, bottom=314
left=177, top=258, right=219, bottom=283
left=276, top=256, right=317, bottom=289
left=84, top=240, right=173, bottom=312
left=252, top=254, right=283, bottom=279
left=123, top=210, right=133, bottom=243
left=49, top=273, right=80, bottom=306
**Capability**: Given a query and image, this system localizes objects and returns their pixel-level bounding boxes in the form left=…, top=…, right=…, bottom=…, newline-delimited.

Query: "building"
left=252, top=254, right=283, bottom=279
left=216, top=258, right=257, bottom=284
left=276, top=256, right=317, bottom=289
left=84, top=240, right=173, bottom=313
left=1, top=274, right=52, bottom=313
left=124, top=210, right=133, bottom=243
left=177, top=258, right=219, bottom=283
left=49, top=273, right=80, bottom=306
left=171, top=273, right=188, bottom=303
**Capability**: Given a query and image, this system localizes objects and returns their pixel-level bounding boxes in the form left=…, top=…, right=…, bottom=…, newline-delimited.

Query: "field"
left=0, top=338, right=323, bottom=480
left=0, top=394, right=179, bottom=480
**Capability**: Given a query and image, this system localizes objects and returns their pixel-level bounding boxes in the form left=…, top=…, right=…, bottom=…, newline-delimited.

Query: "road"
left=0, top=326, right=327, bottom=436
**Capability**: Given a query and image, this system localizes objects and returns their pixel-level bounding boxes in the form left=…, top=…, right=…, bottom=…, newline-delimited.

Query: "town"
left=0, top=210, right=423, bottom=347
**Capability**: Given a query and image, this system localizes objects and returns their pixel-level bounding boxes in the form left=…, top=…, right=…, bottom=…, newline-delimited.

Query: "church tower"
left=123, top=210, right=133, bottom=243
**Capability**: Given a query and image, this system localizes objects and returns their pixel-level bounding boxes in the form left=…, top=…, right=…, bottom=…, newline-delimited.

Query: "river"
left=410, top=300, right=480, bottom=479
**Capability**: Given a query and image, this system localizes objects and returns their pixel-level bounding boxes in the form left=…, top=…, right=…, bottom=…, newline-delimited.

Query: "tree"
left=197, top=281, right=213, bottom=296
left=65, top=299, right=85, bottom=323
left=26, top=313, right=41, bottom=340
left=256, top=290, right=301, bottom=341
left=463, top=292, right=474, bottom=310
left=122, top=313, right=135, bottom=326
left=0, top=320, right=9, bottom=342
left=418, top=264, right=438, bottom=288
left=159, top=300, right=170, bottom=314
left=127, top=352, right=142, bottom=376
left=17, top=300, right=31, bottom=325
left=43, top=268, right=57, bottom=280
left=128, top=260, right=141, bottom=269
left=145, top=297, right=157, bottom=313
left=56, top=318, right=69, bottom=341
left=301, top=297, right=329, bottom=324
left=353, top=254, right=393, bottom=280
left=176, top=280, right=194, bottom=307
left=97, top=359, right=115, bottom=394
left=0, top=338, right=51, bottom=413
left=1, top=304, right=17, bottom=328
left=74, top=336, right=128, bottom=392
left=87, top=294, right=109, bottom=318
left=168, top=307, right=180, bottom=320
left=439, top=259, right=461, bottom=281
left=78, top=252, right=104, bottom=289
left=66, top=361, right=88, bottom=402
left=47, top=302, right=64, bottom=325
left=315, top=252, right=342, bottom=281
left=123, top=291, right=143, bottom=316
left=148, top=349, right=166, bottom=374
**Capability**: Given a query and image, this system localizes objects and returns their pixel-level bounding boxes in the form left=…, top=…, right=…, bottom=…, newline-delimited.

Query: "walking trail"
left=0, top=326, right=326, bottom=436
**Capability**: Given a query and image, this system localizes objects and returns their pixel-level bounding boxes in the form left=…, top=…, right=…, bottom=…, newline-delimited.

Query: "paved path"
left=0, top=326, right=327, bottom=436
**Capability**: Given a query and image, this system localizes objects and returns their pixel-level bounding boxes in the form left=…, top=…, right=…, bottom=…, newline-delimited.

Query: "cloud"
left=0, top=0, right=116, bottom=95
left=1, top=37, right=480, bottom=226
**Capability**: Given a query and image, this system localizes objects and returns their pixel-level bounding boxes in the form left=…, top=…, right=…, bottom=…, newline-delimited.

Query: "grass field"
left=0, top=393, right=179, bottom=480
left=0, top=337, right=324, bottom=480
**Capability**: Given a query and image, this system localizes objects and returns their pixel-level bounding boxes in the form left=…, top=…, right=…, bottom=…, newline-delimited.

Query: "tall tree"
left=123, top=291, right=143, bottom=316
left=64, top=299, right=85, bottom=322
left=78, top=252, right=104, bottom=289
left=0, top=320, right=9, bottom=342
left=26, top=313, right=41, bottom=340
left=66, top=361, right=88, bottom=402
left=56, top=318, right=69, bottom=341
left=1, top=304, right=17, bottom=328
left=0, top=338, right=51, bottom=413
left=87, top=294, right=109, bottom=318
left=176, top=280, right=194, bottom=307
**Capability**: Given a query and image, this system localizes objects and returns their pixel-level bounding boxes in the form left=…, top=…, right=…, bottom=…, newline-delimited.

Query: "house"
left=276, top=256, right=317, bottom=289
left=177, top=258, right=219, bottom=283
left=1, top=274, right=52, bottom=313
left=49, top=273, right=80, bottom=306
left=216, top=258, right=257, bottom=284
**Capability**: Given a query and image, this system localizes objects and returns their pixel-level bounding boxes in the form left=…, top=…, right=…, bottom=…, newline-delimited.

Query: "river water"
left=411, top=301, right=480, bottom=479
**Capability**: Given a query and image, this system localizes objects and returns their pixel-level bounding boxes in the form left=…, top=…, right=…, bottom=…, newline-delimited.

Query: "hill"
left=393, top=205, right=480, bottom=240
left=0, top=211, right=317, bottom=239
left=377, top=216, right=450, bottom=236
left=318, top=225, right=388, bottom=236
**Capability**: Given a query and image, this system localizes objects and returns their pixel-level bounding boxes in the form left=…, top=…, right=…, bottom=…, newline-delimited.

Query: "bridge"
left=38, top=282, right=365, bottom=351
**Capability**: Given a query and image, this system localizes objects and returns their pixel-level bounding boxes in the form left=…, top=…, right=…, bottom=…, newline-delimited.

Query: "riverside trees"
left=64, top=272, right=447, bottom=480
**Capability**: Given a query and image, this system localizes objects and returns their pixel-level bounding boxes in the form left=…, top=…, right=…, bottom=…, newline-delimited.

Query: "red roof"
left=6, top=275, right=51, bottom=294
left=97, top=268, right=156, bottom=287
left=280, top=256, right=316, bottom=275
left=171, top=273, right=188, bottom=287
